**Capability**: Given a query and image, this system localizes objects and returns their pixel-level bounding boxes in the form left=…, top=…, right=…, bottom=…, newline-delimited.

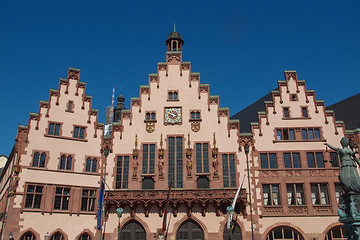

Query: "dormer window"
left=168, top=91, right=179, bottom=101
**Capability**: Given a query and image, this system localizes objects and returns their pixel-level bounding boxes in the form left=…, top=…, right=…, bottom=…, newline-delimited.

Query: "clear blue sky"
left=1, top=0, right=359, bottom=156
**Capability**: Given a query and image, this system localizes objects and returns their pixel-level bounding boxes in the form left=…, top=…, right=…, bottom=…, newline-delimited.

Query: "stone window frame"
left=286, top=183, right=305, bottom=206
left=145, top=111, right=157, bottom=122
left=23, top=184, right=45, bottom=210
left=276, top=128, right=296, bottom=141
left=260, top=152, right=278, bottom=169
left=262, top=184, right=281, bottom=206
left=80, top=188, right=97, bottom=212
left=66, top=100, right=74, bottom=113
left=301, top=127, right=321, bottom=140
left=53, top=186, right=72, bottom=211
left=58, top=153, right=76, bottom=172
left=190, top=110, right=201, bottom=120
left=114, top=155, right=130, bottom=189
left=72, top=125, right=87, bottom=140
left=283, top=152, right=301, bottom=169
left=84, top=156, right=100, bottom=174
left=30, top=150, right=50, bottom=169
left=141, top=143, right=156, bottom=175
left=222, top=153, right=237, bottom=188
left=46, top=121, right=62, bottom=136
left=167, top=90, right=179, bottom=101
left=310, top=183, right=330, bottom=205
left=301, top=106, right=309, bottom=118
left=306, top=152, right=325, bottom=168
left=283, top=107, right=290, bottom=119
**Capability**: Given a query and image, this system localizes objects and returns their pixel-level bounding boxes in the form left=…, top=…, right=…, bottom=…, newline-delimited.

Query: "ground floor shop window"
left=266, top=226, right=303, bottom=240
left=176, top=220, right=204, bottom=240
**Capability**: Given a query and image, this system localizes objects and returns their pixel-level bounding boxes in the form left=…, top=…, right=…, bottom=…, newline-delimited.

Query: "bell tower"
left=165, top=25, right=184, bottom=51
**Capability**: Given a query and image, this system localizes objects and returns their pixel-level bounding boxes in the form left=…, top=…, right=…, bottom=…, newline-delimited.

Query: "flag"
left=97, top=181, right=105, bottom=230
left=227, top=175, right=246, bottom=229
left=162, top=180, right=173, bottom=233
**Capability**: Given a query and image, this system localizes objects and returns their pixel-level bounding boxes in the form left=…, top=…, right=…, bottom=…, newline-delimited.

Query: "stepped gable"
left=327, top=93, right=360, bottom=130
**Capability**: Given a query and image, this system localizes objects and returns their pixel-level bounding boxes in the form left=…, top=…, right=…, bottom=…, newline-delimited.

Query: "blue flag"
left=97, top=181, right=105, bottom=230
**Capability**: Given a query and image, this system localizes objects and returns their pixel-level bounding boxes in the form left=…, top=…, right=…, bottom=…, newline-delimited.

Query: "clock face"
left=165, top=108, right=181, bottom=123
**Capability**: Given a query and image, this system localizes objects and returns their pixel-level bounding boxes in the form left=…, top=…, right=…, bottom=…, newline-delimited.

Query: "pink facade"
left=0, top=31, right=358, bottom=240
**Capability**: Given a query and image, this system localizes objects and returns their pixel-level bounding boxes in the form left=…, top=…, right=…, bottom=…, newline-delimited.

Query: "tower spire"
left=174, top=22, right=176, bottom=32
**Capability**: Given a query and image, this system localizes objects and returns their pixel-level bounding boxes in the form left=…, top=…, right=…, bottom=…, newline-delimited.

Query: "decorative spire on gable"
left=114, top=87, right=126, bottom=122
left=166, top=28, right=184, bottom=51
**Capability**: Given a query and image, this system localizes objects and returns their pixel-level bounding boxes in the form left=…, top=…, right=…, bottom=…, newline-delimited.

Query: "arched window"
left=51, top=232, right=64, bottom=240
left=223, top=222, right=242, bottom=240
left=325, top=226, right=346, bottom=240
left=177, top=220, right=204, bottom=240
left=120, top=220, right=146, bottom=240
left=21, top=231, right=36, bottom=240
left=266, top=226, right=303, bottom=240
left=79, top=233, right=91, bottom=240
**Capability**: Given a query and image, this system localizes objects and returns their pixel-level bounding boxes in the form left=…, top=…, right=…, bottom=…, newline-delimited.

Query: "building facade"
left=0, top=31, right=359, bottom=240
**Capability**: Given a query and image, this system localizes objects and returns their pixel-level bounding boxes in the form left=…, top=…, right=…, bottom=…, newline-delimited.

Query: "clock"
left=165, top=108, right=182, bottom=124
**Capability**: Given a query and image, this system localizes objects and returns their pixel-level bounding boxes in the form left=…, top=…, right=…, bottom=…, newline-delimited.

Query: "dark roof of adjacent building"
left=230, top=91, right=273, bottom=133
left=327, top=93, right=360, bottom=130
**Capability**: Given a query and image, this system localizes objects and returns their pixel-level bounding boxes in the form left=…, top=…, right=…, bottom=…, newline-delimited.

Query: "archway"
left=120, top=220, right=146, bottom=240
left=176, top=219, right=204, bottom=240
left=20, top=231, right=36, bottom=240
left=325, top=226, right=346, bottom=240
left=266, top=226, right=304, bottom=240
left=223, top=222, right=242, bottom=240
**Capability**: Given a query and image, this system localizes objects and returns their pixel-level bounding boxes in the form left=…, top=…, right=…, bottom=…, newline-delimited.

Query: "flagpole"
left=245, top=144, right=255, bottom=240
left=99, top=147, right=109, bottom=240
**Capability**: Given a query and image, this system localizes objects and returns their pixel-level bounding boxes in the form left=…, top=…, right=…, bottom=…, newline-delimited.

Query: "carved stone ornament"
left=191, top=121, right=200, bottom=132
left=146, top=122, right=155, bottom=133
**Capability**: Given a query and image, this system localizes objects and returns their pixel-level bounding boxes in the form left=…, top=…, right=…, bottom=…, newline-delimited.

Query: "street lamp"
left=117, top=207, right=124, bottom=240
left=9, top=232, right=13, bottom=240
left=226, top=206, right=234, bottom=240
left=245, top=144, right=254, bottom=240
left=44, top=232, right=50, bottom=240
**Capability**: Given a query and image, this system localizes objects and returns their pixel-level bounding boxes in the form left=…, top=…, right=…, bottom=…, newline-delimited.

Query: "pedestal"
left=339, top=193, right=360, bottom=240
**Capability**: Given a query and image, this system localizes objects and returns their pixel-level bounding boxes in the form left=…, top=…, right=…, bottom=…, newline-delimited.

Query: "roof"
left=230, top=91, right=273, bottom=133
left=327, top=93, right=360, bottom=130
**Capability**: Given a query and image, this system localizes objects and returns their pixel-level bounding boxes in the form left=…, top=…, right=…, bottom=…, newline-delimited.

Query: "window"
left=145, top=112, right=156, bottom=121
left=283, top=153, right=301, bottom=168
left=283, top=107, right=290, bottom=118
left=73, top=126, right=85, bottom=139
left=260, top=153, right=277, bottom=169
left=25, top=185, right=43, bottom=209
left=301, top=107, right=308, bottom=117
left=197, top=175, right=210, bottom=189
left=168, top=90, right=178, bottom=100
left=79, top=233, right=91, bottom=240
left=32, top=152, right=46, bottom=168
left=222, top=154, right=236, bottom=187
left=54, top=187, right=71, bottom=210
left=263, top=184, right=280, bottom=206
left=311, top=183, right=329, bottom=205
left=115, top=156, right=129, bottom=189
left=67, top=101, right=74, bottom=112
left=266, top=227, right=303, bottom=240
left=335, top=184, right=343, bottom=204
left=60, top=154, right=73, bottom=170
left=142, top=144, right=155, bottom=174
left=81, top=189, right=96, bottom=211
left=85, top=157, right=97, bottom=173
left=325, top=226, right=346, bottom=240
left=177, top=220, right=204, bottom=240
left=330, top=152, right=340, bottom=167
left=20, top=232, right=36, bottom=240
left=287, top=184, right=305, bottom=205
left=307, top=152, right=324, bottom=168
left=276, top=128, right=295, bottom=140
left=190, top=111, right=201, bottom=120
left=51, top=233, right=65, bottom=240
left=48, top=122, right=60, bottom=136
left=302, top=128, right=320, bottom=140
left=196, top=143, right=209, bottom=174
left=168, top=137, right=183, bottom=188
left=120, top=220, right=146, bottom=240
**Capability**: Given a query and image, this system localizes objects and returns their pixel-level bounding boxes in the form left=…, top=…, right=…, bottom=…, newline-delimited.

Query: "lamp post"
left=8, top=232, right=13, bottom=240
left=117, top=207, right=124, bottom=240
left=44, top=232, right=50, bottom=240
left=245, top=144, right=254, bottom=240
left=226, top=206, right=234, bottom=240
left=100, top=147, right=109, bottom=240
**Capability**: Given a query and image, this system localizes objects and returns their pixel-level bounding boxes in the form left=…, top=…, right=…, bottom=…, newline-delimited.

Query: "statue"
left=186, top=158, right=192, bottom=177
left=133, top=162, right=138, bottom=179
left=158, top=158, right=164, bottom=178
left=325, top=137, right=360, bottom=193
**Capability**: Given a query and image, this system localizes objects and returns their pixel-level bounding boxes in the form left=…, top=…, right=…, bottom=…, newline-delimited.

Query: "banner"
left=97, top=181, right=105, bottom=230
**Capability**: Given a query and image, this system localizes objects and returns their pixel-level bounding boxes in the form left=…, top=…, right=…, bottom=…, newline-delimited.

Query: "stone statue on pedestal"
left=325, top=137, right=360, bottom=239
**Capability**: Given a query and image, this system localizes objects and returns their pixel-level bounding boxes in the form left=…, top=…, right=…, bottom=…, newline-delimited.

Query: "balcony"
left=104, top=188, right=247, bottom=218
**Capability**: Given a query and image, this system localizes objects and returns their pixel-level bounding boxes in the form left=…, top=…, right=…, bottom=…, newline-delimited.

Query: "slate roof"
left=326, top=93, right=360, bottom=130
left=230, top=91, right=273, bottom=133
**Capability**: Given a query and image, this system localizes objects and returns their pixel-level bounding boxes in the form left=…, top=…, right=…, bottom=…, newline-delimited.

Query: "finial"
left=120, top=86, right=123, bottom=94
left=160, top=134, right=163, bottom=149
left=174, top=22, right=176, bottom=32
left=213, top=132, right=216, bottom=148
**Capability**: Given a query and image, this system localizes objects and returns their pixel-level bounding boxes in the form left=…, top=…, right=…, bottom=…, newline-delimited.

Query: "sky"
left=0, top=0, right=359, bottom=156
